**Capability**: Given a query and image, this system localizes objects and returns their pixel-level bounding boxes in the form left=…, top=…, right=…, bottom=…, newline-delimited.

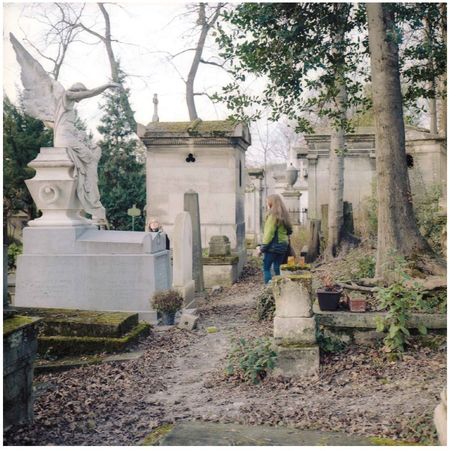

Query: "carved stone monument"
left=172, top=211, right=195, bottom=306
left=10, top=34, right=171, bottom=322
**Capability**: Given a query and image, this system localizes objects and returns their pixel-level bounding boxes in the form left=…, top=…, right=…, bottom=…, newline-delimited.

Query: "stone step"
left=34, top=350, right=145, bottom=374
left=14, top=307, right=139, bottom=338
left=143, top=421, right=414, bottom=446
left=37, top=322, right=151, bottom=357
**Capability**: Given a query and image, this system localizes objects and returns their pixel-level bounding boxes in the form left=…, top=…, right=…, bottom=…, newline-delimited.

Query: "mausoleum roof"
left=137, top=119, right=251, bottom=147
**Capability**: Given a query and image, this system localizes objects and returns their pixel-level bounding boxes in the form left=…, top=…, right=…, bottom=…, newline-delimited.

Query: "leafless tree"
left=20, top=3, right=85, bottom=81
left=165, top=3, right=225, bottom=120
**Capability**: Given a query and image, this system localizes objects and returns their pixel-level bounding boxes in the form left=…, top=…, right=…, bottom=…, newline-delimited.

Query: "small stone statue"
left=10, top=33, right=120, bottom=223
left=152, top=93, right=159, bottom=122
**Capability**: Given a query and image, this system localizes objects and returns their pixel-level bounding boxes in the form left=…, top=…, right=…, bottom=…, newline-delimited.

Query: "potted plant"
left=151, top=290, right=183, bottom=325
left=316, top=273, right=343, bottom=311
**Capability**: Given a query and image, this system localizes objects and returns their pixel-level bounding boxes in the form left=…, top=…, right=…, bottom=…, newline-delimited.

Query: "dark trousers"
left=263, top=252, right=284, bottom=284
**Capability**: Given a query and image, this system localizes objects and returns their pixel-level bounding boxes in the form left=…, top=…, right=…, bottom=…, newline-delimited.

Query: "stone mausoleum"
left=300, top=125, right=446, bottom=228
left=138, top=120, right=251, bottom=274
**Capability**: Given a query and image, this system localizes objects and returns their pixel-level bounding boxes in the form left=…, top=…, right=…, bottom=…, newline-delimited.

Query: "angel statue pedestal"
left=25, top=147, right=91, bottom=227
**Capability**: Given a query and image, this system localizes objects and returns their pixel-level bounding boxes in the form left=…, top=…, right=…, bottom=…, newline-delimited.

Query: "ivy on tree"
left=97, top=70, right=145, bottom=231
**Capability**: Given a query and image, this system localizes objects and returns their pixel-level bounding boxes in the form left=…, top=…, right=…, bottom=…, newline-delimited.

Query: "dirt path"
left=4, top=266, right=446, bottom=445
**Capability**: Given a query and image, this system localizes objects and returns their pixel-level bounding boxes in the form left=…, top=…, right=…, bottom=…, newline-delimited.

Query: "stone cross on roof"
left=152, top=93, right=159, bottom=123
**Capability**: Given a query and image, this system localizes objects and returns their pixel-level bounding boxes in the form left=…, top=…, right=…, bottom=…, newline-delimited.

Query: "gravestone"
left=209, top=236, right=231, bottom=257
left=203, top=236, right=238, bottom=288
left=172, top=211, right=195, bottom=306
left=184, top=191, right=204, bottom=292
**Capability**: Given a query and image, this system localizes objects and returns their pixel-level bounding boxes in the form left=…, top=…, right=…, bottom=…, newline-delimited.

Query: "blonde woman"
left=146, top=217, right=170, bottom=250
left=258, top=194, right=293, bottom=283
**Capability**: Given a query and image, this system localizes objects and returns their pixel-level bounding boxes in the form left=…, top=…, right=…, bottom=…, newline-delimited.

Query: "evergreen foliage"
left=97, top=70, right=145, bottom=231
left=3, top=97, right=53, bottom=239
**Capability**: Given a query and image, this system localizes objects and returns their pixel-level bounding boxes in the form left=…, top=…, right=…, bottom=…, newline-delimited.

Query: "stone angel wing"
left=10, top=33, right=64, bottom=124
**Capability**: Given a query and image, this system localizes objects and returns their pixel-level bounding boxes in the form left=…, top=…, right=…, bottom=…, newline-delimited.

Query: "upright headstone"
left=184, top=190, right=204, bottom=292
left=172, top=211, right=195, bottom=306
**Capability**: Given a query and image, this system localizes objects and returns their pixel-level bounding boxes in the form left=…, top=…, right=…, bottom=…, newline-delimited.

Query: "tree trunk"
left=438, top=3, right=447, bottom=137
left=98, top=3, right=119, bottom=83
left=325, top=43, right=346, bottom=259
left=366, top=3, right=432, bottom=279
left=186, top=4, right=209, bottom=121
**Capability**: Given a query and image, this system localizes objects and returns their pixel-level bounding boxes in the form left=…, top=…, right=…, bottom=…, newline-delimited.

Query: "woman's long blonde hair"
left=266, top=194, right=292, bottom=229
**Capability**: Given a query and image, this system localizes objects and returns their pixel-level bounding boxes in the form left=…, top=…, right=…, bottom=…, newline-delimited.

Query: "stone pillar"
left=272, top=274, right=319, bottom=377
left=172, top=212, right=195, bottom=306
left=245, top=169, right=264, bottom=246
left=184, top=190, right=204, bottom=292
left=282, top=189, right=302, bottom=226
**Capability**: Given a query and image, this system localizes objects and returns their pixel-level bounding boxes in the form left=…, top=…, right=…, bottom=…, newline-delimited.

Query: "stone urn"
left=25, top=147, right=90, bottom=227
left=286, top=164, right=299, bottom=188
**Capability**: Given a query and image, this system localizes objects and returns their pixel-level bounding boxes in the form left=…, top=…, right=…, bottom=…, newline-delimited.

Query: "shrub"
left=316, top=328, right=347, bottom=353
left=151, top=290, right=183, bottom=313
left=375, top=255, right=426, bottom=357
left=255, top=285, right=275, bottom=321
left=7, top=243, right=22, bottom=272
left=353, top=255, right=376, bottom=279
left=412, top=184, right=445, bottom=255
left=226, top=337, right=277, bottom=384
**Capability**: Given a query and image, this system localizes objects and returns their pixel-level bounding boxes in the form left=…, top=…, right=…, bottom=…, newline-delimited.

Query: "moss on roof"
left=145, top=119, right=238, bottom=134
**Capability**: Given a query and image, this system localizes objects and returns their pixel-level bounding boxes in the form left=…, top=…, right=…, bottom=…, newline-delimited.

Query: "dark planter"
left=160, top=311, right=176, bottom=325
left=317, top=287, right=343, bottom=311
left=349, top=298, right=367, bottom=312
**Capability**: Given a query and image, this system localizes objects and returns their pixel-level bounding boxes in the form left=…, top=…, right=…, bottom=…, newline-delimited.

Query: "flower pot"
left=316, top=287, right=343, bottom=311
left=349, top=298, right=366, bottom=312
left=160, top=311, right=176, bottom=325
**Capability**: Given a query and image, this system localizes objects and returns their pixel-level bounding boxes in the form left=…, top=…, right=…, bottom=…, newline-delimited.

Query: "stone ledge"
left=3, top=315, right=41, bottom=337
left=203, top=256, right=239, bottom=265
left=315, top=307, right=446, bottom=330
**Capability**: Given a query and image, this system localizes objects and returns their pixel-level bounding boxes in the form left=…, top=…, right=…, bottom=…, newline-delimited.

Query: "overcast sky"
left=3, top=2, right=305, bottom=166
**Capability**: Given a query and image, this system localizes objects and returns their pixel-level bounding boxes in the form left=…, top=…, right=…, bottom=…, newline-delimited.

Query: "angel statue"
left=10, top=33, right=120, bottom=224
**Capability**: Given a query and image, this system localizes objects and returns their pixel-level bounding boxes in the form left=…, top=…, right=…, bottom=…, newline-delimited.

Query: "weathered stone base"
left=273, top=316, right=316, bottom=345
left=273, top=344, right=319, bottom=377
left=14, top=227, right=171, bottom=315
left=174, top=279, right=195, bottom=306
left=3, top=316, right=41, bottom=429
left=203, top=258, right=238, bottom=288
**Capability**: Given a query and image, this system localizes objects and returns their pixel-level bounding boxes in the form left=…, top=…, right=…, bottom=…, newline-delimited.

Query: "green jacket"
left=262, top=214, right=291, bottom=248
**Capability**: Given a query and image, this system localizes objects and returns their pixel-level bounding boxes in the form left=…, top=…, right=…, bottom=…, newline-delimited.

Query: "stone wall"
left=302, top=126, right=447, bottom=229
left=3, top=316, right=40, bottom=429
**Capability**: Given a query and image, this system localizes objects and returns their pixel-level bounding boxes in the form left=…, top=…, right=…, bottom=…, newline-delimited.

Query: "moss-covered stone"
left=141, top=424, right=174, bottom=445
left=3, top=315, right=41, bottom=336
left=280, top=263, right=311, bottom=271
left=272, top=274, right=312, bottom=295
left=14, top=307, right=138, bottom=338
left=145, top=120, right=236, bottom=134
left=38, top=322, right=151, bottom=357
left=369, top=437, right=422, bottom=446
